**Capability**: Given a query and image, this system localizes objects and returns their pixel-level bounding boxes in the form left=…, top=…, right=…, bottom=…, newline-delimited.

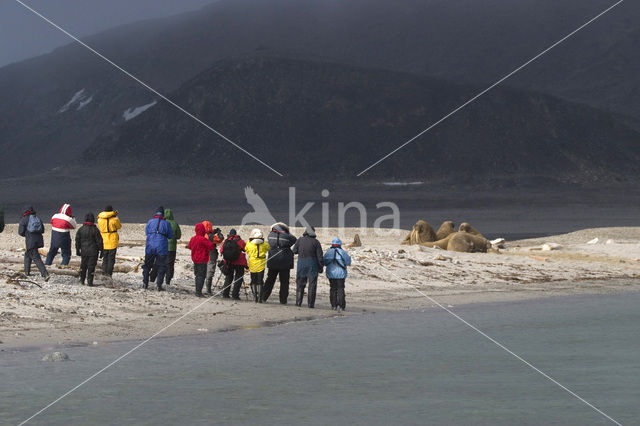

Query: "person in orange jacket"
left=202, top=221, right=224, bottom=295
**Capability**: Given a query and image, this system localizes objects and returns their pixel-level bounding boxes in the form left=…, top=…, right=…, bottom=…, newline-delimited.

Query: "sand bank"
left=1, top=225, right=639, bottom=348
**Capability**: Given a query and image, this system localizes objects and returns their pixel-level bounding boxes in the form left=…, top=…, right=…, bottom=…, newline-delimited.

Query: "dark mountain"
left=1, top=0, right=639, bottom=180
left=84, top=57, right=640, bottom=182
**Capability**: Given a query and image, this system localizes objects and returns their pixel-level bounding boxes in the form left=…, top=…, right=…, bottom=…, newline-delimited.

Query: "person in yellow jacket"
left=97, top=205, right=122, bottom=277
left=245, top=228, right=270, bottom=303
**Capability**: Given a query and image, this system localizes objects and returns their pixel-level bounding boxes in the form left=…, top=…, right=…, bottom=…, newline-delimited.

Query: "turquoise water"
left=2, top=292, right=639, bottom=425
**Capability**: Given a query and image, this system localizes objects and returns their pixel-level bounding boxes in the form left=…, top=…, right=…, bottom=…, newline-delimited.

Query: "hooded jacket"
left=187, top=223, right=214, bottom=263
left=98, top=210, right=122, bottom=250
left=292, top=228, right=323, bottom=278
left=145, top=213, right=174, bottom=255
left=164, top=209, right=181, bottom=252
left=75, top=216, right=103, bottom=257
left=245, top=230, right=270, bottom=273
left=220, top=234, right=248, bottom=267
left=18, top=208, right=44, bottom=250
left=202, top=221, right=224, bottom=248
left=323, top=238, right=352, bottom=279
left=266, top=223, right=297, bottom=270
left=51, top=204, right=76, bottom=233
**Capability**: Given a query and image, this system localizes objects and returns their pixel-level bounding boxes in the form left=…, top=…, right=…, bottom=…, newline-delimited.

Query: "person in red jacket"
left=45, top=203, right=77, bottom=266
left=220, top=229, right=247, bottom=300
left=187, top=223, right=214, bottom=297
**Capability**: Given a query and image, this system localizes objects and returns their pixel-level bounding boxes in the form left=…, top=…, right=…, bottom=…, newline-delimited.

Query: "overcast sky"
left=0, top=0, right=217, bottom=67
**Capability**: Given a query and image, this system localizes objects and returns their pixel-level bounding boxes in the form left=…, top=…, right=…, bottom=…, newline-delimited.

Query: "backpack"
left=154, top=218, right=168, bottom=237
left=332, top=248, right=346, bottom=269
left=222, top=238, right=241, bottom=262
left=27, top=215, right=43, bottom=233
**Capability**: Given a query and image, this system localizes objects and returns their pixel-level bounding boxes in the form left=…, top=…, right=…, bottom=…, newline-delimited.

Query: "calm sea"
left=2, top=291, right=639, bottom=425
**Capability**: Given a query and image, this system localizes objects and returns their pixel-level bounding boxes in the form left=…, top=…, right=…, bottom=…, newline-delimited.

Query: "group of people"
left=10, top=204, right=353, bottom=310
left=172, top=209, right=352, bottom=310
left=15, top=204, right=121, bottom=286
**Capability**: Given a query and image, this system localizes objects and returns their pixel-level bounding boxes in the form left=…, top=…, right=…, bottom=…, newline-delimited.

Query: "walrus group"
left=402, top=220, right=494, bottom=253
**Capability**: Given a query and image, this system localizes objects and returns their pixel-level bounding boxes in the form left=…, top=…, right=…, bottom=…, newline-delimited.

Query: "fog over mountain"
left=0, top=0, right=217, bottom=67
left=0, top=0, right=638, bottom=183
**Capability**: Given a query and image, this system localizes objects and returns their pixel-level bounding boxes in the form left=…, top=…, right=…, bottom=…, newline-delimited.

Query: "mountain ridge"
left=1, top=0, right=638, bottom=182
left=82, top=56, right=640, bottom=182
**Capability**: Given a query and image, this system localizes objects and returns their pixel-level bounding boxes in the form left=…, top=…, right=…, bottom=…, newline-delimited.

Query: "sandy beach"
left=1, top=224, right=639, bottom=349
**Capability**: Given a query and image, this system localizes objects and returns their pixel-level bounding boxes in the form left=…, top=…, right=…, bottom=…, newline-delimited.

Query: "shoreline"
left=2, top=225, right=639, bottom=350
left=2, top=282, right=639, bottom=352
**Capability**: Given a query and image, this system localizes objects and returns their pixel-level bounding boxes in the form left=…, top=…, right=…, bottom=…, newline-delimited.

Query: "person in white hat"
left=245, top=228, right=270, bottom=302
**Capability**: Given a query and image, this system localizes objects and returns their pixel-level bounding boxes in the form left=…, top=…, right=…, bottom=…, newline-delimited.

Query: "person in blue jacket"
left=142, top=206, right=174, bottom=291
left=323, top=237, right=352, bottom=312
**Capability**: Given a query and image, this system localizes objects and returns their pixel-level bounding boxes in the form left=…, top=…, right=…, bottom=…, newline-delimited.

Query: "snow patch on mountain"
left=58, top=89, right=87, bottom=113
left=123, top=101, right=157, bottom=121
left=76, top=95, right=94, bottom=111
left=382, top=181, right=424, bottom=186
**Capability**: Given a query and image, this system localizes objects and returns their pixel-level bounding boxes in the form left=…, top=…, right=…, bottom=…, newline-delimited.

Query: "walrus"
left=446, top=232, right=491, bottom=253
left=436, top=221, right=455, bottom=240
left=458, top=222, right=485, bottom=239
left=420, top=231, right=491, bottom=253
left=420, top=233, right=454, bottom=250
left=401, top=220, right=437, bottom=245
left=347, top=234, right=362, bottom=248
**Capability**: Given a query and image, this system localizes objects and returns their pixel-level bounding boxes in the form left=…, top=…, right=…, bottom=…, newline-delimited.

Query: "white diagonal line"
left=357, top=0, right=625, bottom=176
left=14, top=0, right=284, bottom=177
left=375, top=263, right=622, bottom=425
left=20, top=248, right=286, bottom=425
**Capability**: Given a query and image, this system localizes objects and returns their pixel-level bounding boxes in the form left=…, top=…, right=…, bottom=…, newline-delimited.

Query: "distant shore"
left=1, top=225, right=639, bottom=349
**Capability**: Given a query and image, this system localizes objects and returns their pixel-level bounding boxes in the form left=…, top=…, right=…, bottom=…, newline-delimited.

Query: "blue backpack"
left=27, top=215, right=43, bottom=233
left=332, top=248, right=346, bottom=269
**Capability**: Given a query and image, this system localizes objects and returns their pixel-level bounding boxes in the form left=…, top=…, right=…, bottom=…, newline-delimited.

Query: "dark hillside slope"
left=85, top=57, right=640, bottom=182
left=1, top=0, right=638, bottom=178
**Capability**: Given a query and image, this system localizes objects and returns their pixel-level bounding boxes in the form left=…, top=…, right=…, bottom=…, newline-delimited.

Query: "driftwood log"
left=0, top=256, right=138, bottom=274
left=0, top=271, right=43, bottom=288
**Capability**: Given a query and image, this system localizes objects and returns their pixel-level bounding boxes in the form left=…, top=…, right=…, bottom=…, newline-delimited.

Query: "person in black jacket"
left=75, top=213, right=104, bottom=286
left=262, top=222, right=297, bottom=304
left=18, top=206, right=49, bottom=280
left=292, top=226, right=323, bottom=308
left=0, top=205, right=5, bottom=233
